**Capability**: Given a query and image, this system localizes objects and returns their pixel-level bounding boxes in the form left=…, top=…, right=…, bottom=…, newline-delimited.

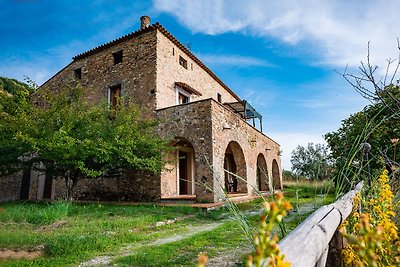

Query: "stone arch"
left=161, top=137, right=196, bottom=197
left=272, top=159, right=281, bottom=190
left=224, top=141, right=247, bottom=193
left=256, top=153, right=269, bottom=192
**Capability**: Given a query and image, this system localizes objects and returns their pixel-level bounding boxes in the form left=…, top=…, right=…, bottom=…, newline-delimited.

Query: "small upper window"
left=217, top=93, right=222, bottom=103
left=179, top=56, right=187, bottom=69
left=113, top=50, right=123, bottom=65
left=74, top=68, right=82, bottom=80
left=178, top=92, right=189, bottom=104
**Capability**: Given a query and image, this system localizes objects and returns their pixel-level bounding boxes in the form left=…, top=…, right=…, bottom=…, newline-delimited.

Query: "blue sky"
left=1, top=0, right=399, bottom=169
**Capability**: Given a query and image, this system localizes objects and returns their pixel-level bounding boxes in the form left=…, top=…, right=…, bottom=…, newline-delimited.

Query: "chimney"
left=140, top=15, right=151, bottom=29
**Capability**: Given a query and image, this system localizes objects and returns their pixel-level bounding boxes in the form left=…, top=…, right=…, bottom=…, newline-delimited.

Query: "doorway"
left=179, top=151, right=189, bottom=195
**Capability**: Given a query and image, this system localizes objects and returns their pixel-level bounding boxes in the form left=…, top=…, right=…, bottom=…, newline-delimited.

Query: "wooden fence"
left=277, top=181, right=363, bottom=267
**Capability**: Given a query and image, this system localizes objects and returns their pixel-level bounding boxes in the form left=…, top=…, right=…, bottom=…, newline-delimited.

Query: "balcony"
left=224, top=100, right=263, bottom=132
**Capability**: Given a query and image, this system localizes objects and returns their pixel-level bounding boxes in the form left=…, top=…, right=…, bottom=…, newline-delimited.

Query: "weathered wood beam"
left=272, top=181, right=363, bottom=267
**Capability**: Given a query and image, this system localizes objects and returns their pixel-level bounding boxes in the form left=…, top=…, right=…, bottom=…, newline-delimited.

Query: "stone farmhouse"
left=1, top=16, right=282, bottom=203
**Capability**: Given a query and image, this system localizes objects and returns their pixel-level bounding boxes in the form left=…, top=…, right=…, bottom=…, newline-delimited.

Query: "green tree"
left=325, top=85, right=400, bottom=190
left=0, top=77, right=35, bottom=175
left=290, top=143, right=333, bottom=180
left=0, top=82, right=169, bottom=199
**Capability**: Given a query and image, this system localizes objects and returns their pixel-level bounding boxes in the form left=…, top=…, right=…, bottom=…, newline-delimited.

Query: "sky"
left=1, top=0, right=399, bottom=169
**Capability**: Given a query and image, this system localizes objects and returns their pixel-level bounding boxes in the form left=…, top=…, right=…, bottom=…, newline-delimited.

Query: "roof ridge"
left=73, top=23, right=161, bottom=60
left=72, top=22, right=241, bottom=102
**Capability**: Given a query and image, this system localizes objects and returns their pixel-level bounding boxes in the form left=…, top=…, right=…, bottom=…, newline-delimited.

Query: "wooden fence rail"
left=276, top=181, right=364, bottom=267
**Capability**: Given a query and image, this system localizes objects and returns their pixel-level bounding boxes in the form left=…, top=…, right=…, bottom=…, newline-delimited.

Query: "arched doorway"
left=175, top=139, right=195, bottom=195
left=256, top=154, right=269, bottom=191
left=272, top=159, right=281, bottom=190
left=224, top=141, right=247, bottom=194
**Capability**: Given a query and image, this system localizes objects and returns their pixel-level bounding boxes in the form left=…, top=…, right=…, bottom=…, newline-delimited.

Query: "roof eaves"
left=155, top=24, right=242, bottom=102
left=71, top=22, right=242, bottom=102
left=72, top=24, right=158, bottom=61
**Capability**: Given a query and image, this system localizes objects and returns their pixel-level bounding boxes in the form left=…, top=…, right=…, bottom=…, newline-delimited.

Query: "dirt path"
left=79, top=201, right=322, bottom=267
left=78, top=222, right=223, bottom=267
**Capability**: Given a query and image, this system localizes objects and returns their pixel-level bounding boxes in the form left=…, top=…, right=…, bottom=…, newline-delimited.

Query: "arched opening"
left=256, top=154, right=269, bottom=192
left=161, top=137, right=196, bottom=197
left=224, top=141, right=247, bottom=194
left=272, top=159, right=281, bottom=190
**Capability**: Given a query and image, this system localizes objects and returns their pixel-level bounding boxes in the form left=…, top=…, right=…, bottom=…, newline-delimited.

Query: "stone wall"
left=51, top=170, right=161, bottom=201
left=210, top=100, right=282, bottom=201
left=156, top=100, right=215, bottom=201
left=0, top=172, right=22, bottom=202
left=156, top=30, right=239, bottom=110
left=155, top=98, right=282, bottom=202
left=40, top=30, right=158, bottom=118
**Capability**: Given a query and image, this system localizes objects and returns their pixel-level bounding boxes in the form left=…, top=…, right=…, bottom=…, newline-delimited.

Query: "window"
left=178, top=92, right=189, bottom=104
left=172, top=47, right=175, bottom=56
left=179, top=56, right=187, bottom=69
left=113, top=50, right=123, bottom=65
left=74, top=68, right=82, bottom=80
left=217, top=93, right=222, bottom=103
left=109, top=84, right=121, bottom=109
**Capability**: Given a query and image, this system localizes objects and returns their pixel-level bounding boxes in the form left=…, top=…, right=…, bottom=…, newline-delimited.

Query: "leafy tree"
left=325, top=85, right=400, bottom=190
left=0, top=82, right=169, bottom=200
left=290, top=143, right=333, bottom=180
left=0, top=77, right=35, bottom=174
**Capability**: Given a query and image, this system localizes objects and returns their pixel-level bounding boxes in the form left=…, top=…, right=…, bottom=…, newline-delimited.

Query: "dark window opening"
left=172, top=47, right=175, bottom=56
left=191, top=63, right=193, bottom=70
left=150, top=89, right=156, bottom=94
left=113, top=50, right=123, bottom=65
left=217, top=93, right=222, bottom=103
left=74, top=68, right=82, bottom=79
left=178, top=92, right=189, bottom=104
left=179, top=56, right=187, bottom=69
left=109, top=84, right=121, bottom=109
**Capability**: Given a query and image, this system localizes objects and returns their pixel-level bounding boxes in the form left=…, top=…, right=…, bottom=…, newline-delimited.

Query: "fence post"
left=326, top=229, right=344, bottom=267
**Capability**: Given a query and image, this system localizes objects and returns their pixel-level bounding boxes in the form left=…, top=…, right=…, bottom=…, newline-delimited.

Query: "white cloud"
left=268, top=131, right=326, bottom=170
left=197, top=53, right=276, bottom=68
left=154, top=0, right=400, bottom=68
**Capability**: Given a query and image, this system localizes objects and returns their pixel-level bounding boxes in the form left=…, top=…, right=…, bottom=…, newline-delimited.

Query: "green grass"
left=0, top=181, right=335, bottom=267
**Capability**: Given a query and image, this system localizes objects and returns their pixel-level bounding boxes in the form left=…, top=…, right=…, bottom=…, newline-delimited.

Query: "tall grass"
left=0, top=201, right=70, bottom=225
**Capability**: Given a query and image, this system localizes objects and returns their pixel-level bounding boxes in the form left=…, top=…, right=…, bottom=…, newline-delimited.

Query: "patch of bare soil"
left=39, top=220, right=68, bottom=231
left=0, top=245, right=44, bottom=261
left=207, top=244, right=254, bottom=267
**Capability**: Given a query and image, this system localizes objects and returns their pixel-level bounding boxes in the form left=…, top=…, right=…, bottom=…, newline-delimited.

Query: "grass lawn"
left=0, top=180, right=334, bottom=267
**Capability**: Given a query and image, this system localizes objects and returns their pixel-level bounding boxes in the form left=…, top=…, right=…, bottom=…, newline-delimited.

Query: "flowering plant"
left=248, top=192, right=292, bottom=267
left=341, top=170, right=400, bottom=266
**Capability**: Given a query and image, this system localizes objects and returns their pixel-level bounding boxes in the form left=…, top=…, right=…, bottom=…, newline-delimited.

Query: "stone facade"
left=1, top=19, right=282, bottom=203
left=0, top=171, right=23, bottom=202
left=156, top=99, right=281, bottom=202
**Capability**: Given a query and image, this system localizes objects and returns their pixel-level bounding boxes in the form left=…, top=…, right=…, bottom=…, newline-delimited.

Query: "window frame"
left=74, top=68, right=82, bottom=80
left=108, top=84, right=122, bottom=108
left=112, top=50, right=123, bottom=65
left=176, top=86, right=191, bottom=105
left=179, top=55, right=188, bottom=69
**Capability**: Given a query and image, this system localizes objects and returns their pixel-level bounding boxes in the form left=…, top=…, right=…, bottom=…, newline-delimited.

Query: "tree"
left=327, top=42, right=400, bottom=190
left=0, top=77, right=35, bottom=175
left=325, top=86, right=400, bottom=189
left=290, top=143, right=333, bottom=180
left=0, top=82, right=169, bottom=200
